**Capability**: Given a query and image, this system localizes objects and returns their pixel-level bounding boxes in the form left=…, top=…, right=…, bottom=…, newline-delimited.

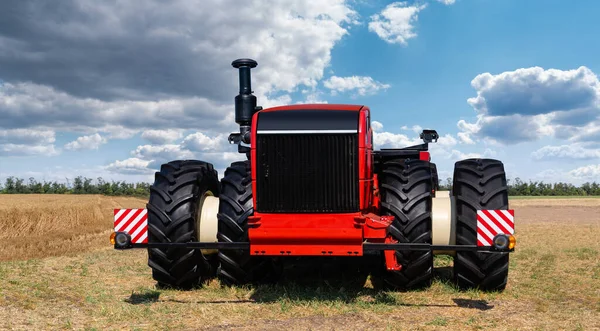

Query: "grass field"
left=1, top=195, right=599, bottom=330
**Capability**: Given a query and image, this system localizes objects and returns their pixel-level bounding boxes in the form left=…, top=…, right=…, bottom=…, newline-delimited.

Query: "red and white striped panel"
left=114, top=209, right=148, bottom=244
left=476, top=210, right=514, bottom=247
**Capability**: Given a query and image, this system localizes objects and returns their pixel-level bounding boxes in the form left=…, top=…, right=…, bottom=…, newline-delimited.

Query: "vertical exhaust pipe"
left=229, top=58, right=260, bottom=145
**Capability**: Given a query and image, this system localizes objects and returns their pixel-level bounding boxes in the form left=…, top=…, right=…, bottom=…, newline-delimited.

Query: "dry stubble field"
left=0, top=194, right=599, bottom=330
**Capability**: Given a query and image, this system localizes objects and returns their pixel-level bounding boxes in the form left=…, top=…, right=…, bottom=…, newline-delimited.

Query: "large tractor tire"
left=146, top=160, right=220, bottom=289
left=452, top=158, right=509, bottom=291
left=372, top=158, right=434, bottom=290
left=216, top=160, right=282, bottom=286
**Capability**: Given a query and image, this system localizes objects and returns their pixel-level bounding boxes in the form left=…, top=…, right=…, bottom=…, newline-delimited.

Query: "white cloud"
left=436, top=134, right=458, bottom=147
left=182, top=132, right=228, bottom=152
left=459, top=66, right=600, bottom=144
left=105, top=158, right=153, bottom=175
left=568, top=164, right=600, bottom=179
left=401, top=125, right=424, bottom=134
left=0, top=0, right=359, bottom=104
left=108, top=130, right=242, bottom=175
left=373, top=131, right=421, bottom=149
left=0, top=0, right=361, bottom=150
left=445, top=148, right=496, bottom=161
left=131, top=144, right=194, bottom=162
left=296, top=89, right=329, bottom=104
left=372, top=121, right=383, bottom=132
left=0, top=81, right=234, bottom=133
left=457, top=132, right=474, bottom=144
left=64, top=133, right=107, bottom=151
left=531, top=144, right=600, bottom=160
left=141, top=129, right=184, bottom=145
left=0, top=144, right=59, bottom=157
left=323, top=76, right=390, bottom=96
left=437, top=0, right=456, bottom=5
left=368, top=2, right=427, bottom=45
left=467, top=66, right=599, bottom=117
left=0, top=129, right=57, bottom=156
left=0, top=129, right=55, bottom=145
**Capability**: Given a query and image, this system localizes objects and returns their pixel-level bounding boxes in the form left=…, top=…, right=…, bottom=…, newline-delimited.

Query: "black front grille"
left=256, top=134, right=359, bottom=213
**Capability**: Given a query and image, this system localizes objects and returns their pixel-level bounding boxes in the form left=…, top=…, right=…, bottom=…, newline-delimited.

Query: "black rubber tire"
left=216, top=160, right=282, bottom=286
left=431, top=163, right=439, bottom=191
left=146, top=160, right=220, bottom=289
left=452, top=158, right=510, bottom=291
left=372, top=158, right=434, bottom=290
left=430, top=163, right=439, bottom=197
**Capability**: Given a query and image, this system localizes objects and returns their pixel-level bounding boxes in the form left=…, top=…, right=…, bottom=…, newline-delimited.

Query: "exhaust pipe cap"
left=232, top=58, right=257, bottom=68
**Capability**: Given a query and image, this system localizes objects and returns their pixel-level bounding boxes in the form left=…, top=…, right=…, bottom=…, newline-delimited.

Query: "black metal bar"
left=118, top=242, right=250, bottom=250
left=115, top=241, right=512, bottom=253
left=363, top=243, right=512, bottom=252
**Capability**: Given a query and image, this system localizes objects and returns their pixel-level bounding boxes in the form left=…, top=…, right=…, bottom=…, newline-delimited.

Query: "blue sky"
left=0, top=0, right=599, bottom=185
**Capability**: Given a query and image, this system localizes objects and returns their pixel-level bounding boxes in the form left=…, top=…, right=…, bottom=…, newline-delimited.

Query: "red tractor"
left=111, top=59, right=516, bottom=292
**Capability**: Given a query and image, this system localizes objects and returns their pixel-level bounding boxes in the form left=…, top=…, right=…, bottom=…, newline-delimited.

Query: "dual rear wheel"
left=372, top=158, right=510, bottom=292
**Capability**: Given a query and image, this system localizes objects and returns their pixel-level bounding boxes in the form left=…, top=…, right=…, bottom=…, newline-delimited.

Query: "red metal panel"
left=384, top=235, right=401, bottom=271
left=419, top=151, right=430, bottom=161
left=248, top=212, right=364, bottom=256
left=251, top=110, right=259, bottom=207
left=361, top=214, right=394, bottom=239
left=372, top=173, right=380, bottom=212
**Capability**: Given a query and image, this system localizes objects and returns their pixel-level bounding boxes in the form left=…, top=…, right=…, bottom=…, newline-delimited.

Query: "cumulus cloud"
left=105, top=158, right=153, bottom=175
left=182, top=132, right=228, bottom=152
left=108, top=130, right=243, bottom=176
left=132, top=144, right=194, bottom=164
left=569, top=164, right=600, bottom=179
left=296, top=89, right=329, bottom=104
left=374, top=131, right=421, bottom=149
left=459, top=66, right=600, bottom=144
left=0, top=129, right=55, bottom=145
left=0, top=0, right=358, bottom=103
left=368, top=2, right=427, bottom=45
left=531, top=143, right=600, bottom=160
left=467, top=66, right=599, bottom=117
left=323, top=76, right=390, bottom=96
left=0, top=0, right=361, bottom=156
left=141, top=129, right=184, bottom=145
left=0, top=129, right=57, bottom=156
left=371, top=121, right=383, bottom=132
left=457, top=132, right=474, bottom=144
left=64, top=133, right=107, bottom=151
left=0, top=144, right=59, bottom=157
left=401, top=125, right=423, bottom=134
left=0, top=81, right=235, bottom=133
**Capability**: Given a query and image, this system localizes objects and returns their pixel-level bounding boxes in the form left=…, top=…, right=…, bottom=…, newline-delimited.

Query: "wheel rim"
left=196, top=190, right=220, bottom=255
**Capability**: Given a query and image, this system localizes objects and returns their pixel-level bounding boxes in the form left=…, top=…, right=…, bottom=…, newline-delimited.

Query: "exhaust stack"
left=229, top=58, right=261, bottom=146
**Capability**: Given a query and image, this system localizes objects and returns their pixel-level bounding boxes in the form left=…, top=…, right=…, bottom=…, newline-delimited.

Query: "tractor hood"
left=255, top=109, right=359, bottom=133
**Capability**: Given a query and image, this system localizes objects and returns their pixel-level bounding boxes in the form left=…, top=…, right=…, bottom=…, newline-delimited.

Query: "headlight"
left=110, top=231, right=132, bottom=249
left=492, top=234, right=516, bottom=251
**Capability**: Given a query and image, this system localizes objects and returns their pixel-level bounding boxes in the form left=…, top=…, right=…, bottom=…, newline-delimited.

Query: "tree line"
left=1, top=176, right=599, bottom=197
left=0, top=176, right=151, bottom=197
left=437, top=177, right=600, bottom=196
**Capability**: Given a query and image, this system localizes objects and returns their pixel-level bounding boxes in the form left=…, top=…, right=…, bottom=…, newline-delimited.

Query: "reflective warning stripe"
left=477, top=210, right=514, bottom=247
left=114, top=209, right=148, bottom=244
